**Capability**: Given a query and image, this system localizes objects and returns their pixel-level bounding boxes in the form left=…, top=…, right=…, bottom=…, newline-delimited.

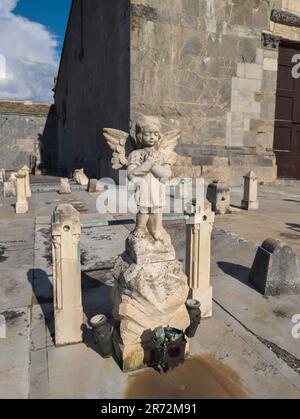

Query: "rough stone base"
left=113, top=328, right=190, bottom=373
left=113, top=252, right=190, bottom=347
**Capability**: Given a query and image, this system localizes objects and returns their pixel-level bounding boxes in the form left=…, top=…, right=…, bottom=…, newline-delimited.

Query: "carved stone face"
left=141, top=125, right=161, bottom=147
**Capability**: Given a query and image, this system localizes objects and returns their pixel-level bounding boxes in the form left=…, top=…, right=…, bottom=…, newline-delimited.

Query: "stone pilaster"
left=51, top=204, right=83, bottom=346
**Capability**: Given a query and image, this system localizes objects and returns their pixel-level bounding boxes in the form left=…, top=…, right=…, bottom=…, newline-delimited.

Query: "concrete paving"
left=0, top=180, right=300, bottom=399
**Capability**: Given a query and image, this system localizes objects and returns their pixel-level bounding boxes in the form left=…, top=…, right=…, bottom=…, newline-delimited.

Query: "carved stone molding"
left=271, top=7, right=300, bottom=28
left=262, top=32, right=281, bottom=50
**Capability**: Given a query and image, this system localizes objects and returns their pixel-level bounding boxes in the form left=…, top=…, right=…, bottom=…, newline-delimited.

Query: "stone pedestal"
left=241, top=171, right=259, bottom=210
left=52, top=204, right=83, bottom=346
left=15, top=173, right=28, bottom=214
left=112, top=233, right=190, bottom=372
left=21, top=166, right=32, bottom=198
left=207, top=180, right=231, bottom=215
left=186, top=201, right=215, bottom=318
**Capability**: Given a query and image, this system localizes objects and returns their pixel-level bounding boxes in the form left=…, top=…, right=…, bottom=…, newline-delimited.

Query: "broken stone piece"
left=206, top=180, right=231, bottom=215
left=88, top=178, right=99, bottom=193
left=249, top=238, right=300, bottom=296
left=4, top=172, right=17, bottom=197
left=59, top=178, right=72, bottom=195
left=73, top=168, right=89, bottom=186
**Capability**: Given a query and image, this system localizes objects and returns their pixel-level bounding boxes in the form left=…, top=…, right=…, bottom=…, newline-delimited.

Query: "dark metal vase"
left=185, top=299, right=201, bottom=338
left=90, top=315, right=114, bottom=358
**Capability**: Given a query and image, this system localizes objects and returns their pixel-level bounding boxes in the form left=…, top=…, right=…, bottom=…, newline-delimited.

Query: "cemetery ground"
left=0, top=178, right=300, bottom=399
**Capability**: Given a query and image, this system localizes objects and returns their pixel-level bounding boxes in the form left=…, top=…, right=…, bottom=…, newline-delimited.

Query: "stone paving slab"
left=28, top=302, right=300, bottom=399
left=0, top=308, right=30, bottom=399
left=211, top=229, right=300, bottom=361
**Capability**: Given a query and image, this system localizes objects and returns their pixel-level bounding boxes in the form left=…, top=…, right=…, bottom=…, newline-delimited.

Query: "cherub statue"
left=103, top=115, right=180, bottom=242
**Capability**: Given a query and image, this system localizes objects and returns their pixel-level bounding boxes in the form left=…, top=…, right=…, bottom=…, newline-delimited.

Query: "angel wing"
left=103, top=128, right=130, bottom=170
left=159, top=129, right=181, bottom=154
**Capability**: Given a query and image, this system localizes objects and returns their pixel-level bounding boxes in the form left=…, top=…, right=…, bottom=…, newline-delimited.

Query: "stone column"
left=51, top=204, right=83, bottom=346
left=15, top=172, right=29, bottom=214
left=241, top=171, right=259, bottom=210
left=21, top=166, right=32, bottom=198
left=186, top=200, right=215, bottom=318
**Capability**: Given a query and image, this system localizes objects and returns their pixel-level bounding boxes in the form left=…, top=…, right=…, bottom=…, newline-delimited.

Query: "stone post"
left=21, top=166, right=32, bottom=198
left=241, top=171, right=259, bottom=210
left=51, top=204, right=83, bottom=346
left=186, top=200, right=215, bottom=318
left=15, top=172, right=29, bottom=214
left=207, top=180, right=231, bottom=215
left=0, top=168, right=5, bottom=183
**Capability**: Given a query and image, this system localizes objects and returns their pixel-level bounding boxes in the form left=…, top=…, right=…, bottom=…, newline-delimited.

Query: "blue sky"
left=15, top=0, right=72, bottom=54
left=0, top=0, right=72, bottom=102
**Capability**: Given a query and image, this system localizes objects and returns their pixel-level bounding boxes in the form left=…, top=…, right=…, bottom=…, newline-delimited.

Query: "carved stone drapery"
left=271, top=7, right=300, bottom=28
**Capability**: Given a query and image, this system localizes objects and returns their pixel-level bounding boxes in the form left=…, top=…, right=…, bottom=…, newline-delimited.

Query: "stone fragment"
left=206, top=180, right=231, bottom=215
left=249, top=238, right=300, bottom=296
left=73, top=169, right=89, bottom=186
left=15, top=172, right=28, bottom=214
left=4, top=173, right=17, bottom=197
left=51, top=204, right=83, bottom=346
left=59, top=178, right=72, bottom=195
left=241, top=171, right=259, bottom=210
left=88, top=179, right=99, bottom=193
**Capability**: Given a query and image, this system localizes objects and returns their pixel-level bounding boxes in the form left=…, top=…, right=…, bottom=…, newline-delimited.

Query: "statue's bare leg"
left=133, top=212, right=150, bottom=238
left=148, top=212, right=170, bottom=242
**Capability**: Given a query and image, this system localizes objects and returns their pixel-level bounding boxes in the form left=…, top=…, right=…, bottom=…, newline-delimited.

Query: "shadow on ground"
left=217, top=262, right=254, bottom=288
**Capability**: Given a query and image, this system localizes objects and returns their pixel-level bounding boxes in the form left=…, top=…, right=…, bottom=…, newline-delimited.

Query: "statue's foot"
left=132, top=227, right=148, bottom=239
left=151, top=227, right=171, bottom=243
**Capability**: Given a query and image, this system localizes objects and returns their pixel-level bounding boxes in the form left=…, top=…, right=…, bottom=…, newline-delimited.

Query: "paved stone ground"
left=0, top=180, right=300, bottom=399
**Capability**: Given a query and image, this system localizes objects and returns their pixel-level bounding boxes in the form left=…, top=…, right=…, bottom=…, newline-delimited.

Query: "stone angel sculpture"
left=103, top=115, right=180, bottom=242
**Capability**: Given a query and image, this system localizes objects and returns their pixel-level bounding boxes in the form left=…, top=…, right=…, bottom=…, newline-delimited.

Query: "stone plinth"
left=15, top=173, right=28, bottom=214
left=52, top=204, right=83, bottom=346
left=186, top=200, right=215, bottom=318
left=241, top=171, right=259, bottom=211
left=249, top=238, right=300, bottom=296
left=207, top=181, right=231, bottom=215
left=112, top=242, right=190, bottom=372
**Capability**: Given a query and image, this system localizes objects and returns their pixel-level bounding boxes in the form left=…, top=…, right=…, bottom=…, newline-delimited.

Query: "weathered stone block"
left=249, top=238, right=300, bottom=296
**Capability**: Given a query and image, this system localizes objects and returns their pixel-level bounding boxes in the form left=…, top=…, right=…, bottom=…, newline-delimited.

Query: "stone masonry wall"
left=0, top=101, right=53, bottom=172
left=55, top=0, right=130, bottom=180
left=130, top=0, right=300, bottom=184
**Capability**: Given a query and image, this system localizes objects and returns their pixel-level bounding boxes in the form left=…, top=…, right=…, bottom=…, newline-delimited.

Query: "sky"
left=0, top=0, right=71, bottom=103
